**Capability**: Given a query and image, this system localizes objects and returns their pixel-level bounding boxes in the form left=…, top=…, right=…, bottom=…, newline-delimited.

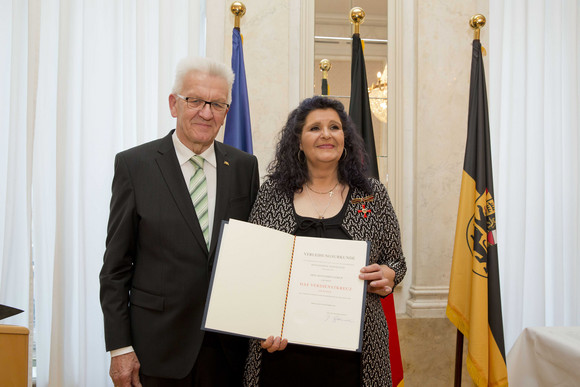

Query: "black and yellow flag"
left=349, top=33, right=379, bottom=179
left=446, top=39, right=508, bottom=387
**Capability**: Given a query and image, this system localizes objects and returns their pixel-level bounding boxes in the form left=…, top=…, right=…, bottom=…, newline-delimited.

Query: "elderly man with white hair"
left=100, top=56, right=259, bottom=386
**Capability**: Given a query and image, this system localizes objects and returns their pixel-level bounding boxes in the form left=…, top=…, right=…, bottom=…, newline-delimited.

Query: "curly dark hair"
left=267, top=96, right=372, bottom=196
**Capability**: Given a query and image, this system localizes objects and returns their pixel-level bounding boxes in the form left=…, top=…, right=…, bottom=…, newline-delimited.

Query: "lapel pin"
left=351, top=195, right=374, bottom=204
left=224, top=161, right=230, bottom=166
left=358, top=204, right=372, bottom=218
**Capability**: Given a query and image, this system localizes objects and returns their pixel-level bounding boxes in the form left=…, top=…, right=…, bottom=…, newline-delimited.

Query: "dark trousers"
left=139, top=332, right=246, bottom=387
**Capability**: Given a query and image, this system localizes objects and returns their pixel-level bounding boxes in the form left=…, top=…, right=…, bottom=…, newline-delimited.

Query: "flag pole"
left=469, top=14, right=486, bottom=40
left=454, top=330, right=464, bottom=387
left=350, top=7, right=365, bottom=34
left=452, top=15, right=487, bottom=387
left=231, top=1, right=246, bottom=29
left=320, top=59, right=331, bottom=96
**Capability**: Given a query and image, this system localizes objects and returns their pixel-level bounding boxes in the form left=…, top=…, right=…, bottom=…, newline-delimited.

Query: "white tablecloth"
left=508, top=326, right=580, bottom=386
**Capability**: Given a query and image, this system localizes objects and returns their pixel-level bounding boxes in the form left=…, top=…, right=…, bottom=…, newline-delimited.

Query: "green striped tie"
left=189, top=155, right=209, bottom=249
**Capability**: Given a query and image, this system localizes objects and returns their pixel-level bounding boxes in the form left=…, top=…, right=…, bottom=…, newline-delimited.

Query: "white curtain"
left=0, top=0, right=205, bottom=385
left=1, top=0, right=33, bottom=333
left=489, top=0, right=580, bottom=355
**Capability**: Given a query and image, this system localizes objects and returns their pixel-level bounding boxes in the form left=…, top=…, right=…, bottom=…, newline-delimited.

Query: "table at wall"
left=0, top=324, right=29, bottom=386
left=508, top=326, right=580, bottom=386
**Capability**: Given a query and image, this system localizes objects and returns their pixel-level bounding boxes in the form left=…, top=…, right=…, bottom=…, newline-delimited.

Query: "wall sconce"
left=368, top=64, right=387, bottom=123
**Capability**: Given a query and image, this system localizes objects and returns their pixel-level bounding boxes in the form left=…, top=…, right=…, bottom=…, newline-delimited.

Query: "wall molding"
left=406, top=285, right=449, bottom=318
left=388, top=0, right=417, bottom=315
left=299, top=0, right=314, bottom=100
left=315, top=13, right=387, bottom=28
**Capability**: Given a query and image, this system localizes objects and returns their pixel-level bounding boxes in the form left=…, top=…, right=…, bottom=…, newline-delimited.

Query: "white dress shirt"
left=172, top=131, right=217, bottom=244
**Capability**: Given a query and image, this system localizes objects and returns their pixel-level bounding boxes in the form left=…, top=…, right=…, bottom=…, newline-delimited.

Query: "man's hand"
left=110, top=352, right=142, bottom=387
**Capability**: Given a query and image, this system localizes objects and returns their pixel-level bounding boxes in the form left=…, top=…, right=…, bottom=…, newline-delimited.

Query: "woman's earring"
left=297, top=150, right=306, bottom=163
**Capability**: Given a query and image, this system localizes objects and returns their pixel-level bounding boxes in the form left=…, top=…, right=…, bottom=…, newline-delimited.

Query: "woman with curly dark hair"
left=244, top=96, right=406, bottom=387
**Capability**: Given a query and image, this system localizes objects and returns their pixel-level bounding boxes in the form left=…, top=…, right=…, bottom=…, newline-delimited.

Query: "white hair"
left=171, top=56, right=235, bottom=103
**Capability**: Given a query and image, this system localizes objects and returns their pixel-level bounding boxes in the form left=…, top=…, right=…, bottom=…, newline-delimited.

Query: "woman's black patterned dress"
left=244, top=178, right=406, bottom=387
left=260, top=189, right=360, bottom=386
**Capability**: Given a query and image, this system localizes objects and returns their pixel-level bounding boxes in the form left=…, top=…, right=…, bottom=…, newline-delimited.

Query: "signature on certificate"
left=325, top=312, right=354, bottom=324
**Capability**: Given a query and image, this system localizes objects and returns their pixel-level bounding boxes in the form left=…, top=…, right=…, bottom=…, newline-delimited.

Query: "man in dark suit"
left=100, top=56, right=259, bottom=386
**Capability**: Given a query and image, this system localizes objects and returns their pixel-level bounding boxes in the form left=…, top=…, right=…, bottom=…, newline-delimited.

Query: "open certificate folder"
left=202, top=219, right=370, bottom=352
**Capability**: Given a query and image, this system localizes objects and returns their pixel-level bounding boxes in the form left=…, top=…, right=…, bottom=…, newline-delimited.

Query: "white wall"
left=206, top=0, right=306, bottom=179
left=206, top=0, right=492, bottom=318
left=399, top=0, right=490, bottom=317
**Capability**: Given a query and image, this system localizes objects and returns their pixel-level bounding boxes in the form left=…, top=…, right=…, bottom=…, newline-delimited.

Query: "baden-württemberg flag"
left=446, top=39, right=508, bottom=387
left=224, top=27, right=253, bottom=154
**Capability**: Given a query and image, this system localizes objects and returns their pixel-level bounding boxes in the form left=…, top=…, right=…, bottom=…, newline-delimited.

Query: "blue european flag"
left=224, top=28, right=253, bottom=154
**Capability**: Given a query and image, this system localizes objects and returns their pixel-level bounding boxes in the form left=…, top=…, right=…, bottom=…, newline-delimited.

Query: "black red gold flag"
left=380, top=296, right=404, bottom=387
left=350, top=32, right=404, bottom=386
left=446, top=39, right=508, bottom=387
left=349, top=33, right=379, bottom=179
left=321, top=78, right=329, bottom=96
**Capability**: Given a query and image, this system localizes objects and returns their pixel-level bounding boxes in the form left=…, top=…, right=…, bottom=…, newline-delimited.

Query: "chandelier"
left=368, top=64, right=388, bottom=123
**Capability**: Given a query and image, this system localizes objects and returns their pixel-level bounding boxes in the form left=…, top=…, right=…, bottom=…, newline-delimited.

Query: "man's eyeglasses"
left=176, top=94, right=230, bottom=113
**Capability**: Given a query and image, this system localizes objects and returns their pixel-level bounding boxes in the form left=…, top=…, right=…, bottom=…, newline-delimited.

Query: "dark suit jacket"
left=99, top=130, right=259, bottom=379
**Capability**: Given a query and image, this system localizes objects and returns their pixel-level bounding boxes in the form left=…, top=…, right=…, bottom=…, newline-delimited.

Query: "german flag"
left=446, top=39, right=508, bottom=387
left=381, top=295, right=404, bottom=387
left=321, top=77, right=329, bottom=96
left=349, top=33, right=379, bottom=179
left=350, top=31, right=404, bottom=386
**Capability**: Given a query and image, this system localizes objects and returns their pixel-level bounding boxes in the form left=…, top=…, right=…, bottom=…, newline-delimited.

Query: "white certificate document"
left=202, top=219, right=369, bottom=351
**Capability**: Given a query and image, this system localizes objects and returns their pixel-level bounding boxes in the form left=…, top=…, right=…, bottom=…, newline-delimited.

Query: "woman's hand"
left=261, top=336, right=288, bottom=353
left=359, top=263, right=395, bottom=297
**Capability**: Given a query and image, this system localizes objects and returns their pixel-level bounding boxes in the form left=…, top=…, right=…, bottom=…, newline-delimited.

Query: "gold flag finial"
left=470, top=14, right=486, bottom=40
left=320, top=59, right=331, bottom=80
left=231, top=2, right=246, bottom=29
left=350, top=7, right=365, bottom=35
